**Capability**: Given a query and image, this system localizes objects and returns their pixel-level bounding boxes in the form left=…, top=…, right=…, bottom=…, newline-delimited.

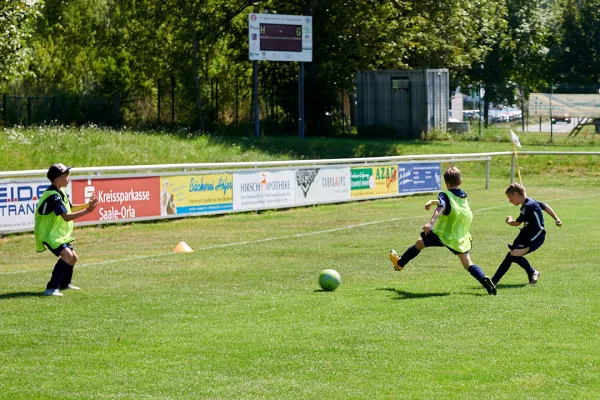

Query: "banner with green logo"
left=351, top=165, right=398, bottom=198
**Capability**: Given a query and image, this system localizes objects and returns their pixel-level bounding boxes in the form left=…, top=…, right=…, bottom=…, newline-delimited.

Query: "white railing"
left=2, top=151, right=598, bottom=236
left=3, top=150, right=598, bottom=180
left=0, top=152, right=507, bottom=179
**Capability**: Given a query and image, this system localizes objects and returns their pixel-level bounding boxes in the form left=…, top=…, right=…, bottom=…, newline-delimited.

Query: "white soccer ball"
left=319, top=269, right=341, bottom=291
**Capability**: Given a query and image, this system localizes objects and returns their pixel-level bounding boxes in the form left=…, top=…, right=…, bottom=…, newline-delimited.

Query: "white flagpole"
left=510, top=131, right=522, bottom=184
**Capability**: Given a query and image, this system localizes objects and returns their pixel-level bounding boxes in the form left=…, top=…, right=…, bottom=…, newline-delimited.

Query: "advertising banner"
left=398, top=163, right=441, bottom=193
left=350, top=165, right=398, bottom=198
left=0, top=180, right=64, bottom=233
left=529, top=93, right=600, bottom=118
left=160, top=174, right=233, bottom=215
left=295, top=167, right=351, bottom=204
left=233, top=170, right=295, bottom=211
left=71, top=177, right=160, bottom=222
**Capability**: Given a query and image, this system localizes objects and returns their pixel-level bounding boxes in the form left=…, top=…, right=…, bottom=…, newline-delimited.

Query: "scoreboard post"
left=249, top=13, right=313, bottom=139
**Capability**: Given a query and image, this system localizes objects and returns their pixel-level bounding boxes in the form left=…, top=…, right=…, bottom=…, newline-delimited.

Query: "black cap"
left=47, top=163, right=72, bottom=181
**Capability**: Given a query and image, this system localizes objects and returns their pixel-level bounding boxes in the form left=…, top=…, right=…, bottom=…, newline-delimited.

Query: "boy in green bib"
left=35, top=163, right=98, bottom=296
left=389, top=166, right=496, bottom=295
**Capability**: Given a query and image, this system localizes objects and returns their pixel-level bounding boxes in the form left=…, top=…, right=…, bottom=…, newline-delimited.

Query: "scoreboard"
left=249, top=13, right=312, bottom=62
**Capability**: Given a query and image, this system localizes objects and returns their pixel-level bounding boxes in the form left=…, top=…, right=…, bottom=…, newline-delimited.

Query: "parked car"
left=505, top=107, right=522, bottom=121
left=463, top=110, right=480, bottom=122
left=552, top=111, right=570, bottom=124
left=489, top=108, right=510, bottom=122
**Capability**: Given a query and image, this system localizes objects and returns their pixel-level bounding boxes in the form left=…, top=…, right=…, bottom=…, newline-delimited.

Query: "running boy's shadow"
left=0, top=291, right=42, bottom=299
left=378, top=287, right=451, bottom=300
left=495, top=283, right=530, bottom=290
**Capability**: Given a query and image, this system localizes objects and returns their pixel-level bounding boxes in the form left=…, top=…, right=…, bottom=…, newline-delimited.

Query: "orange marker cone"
left=172, top=241, right=193, bottom=253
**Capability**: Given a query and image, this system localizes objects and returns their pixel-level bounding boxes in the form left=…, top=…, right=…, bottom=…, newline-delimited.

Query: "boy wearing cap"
left=35, top=163, right=98, bottom=296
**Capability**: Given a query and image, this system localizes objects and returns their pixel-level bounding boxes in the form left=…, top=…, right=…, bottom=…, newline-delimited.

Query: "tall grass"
left=2, top=124, right=600, bottom=172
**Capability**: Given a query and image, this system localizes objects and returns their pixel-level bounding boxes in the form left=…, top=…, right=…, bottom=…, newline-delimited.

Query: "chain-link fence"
left=3, top=76, right=598, bottom=138
left=455, top=83, right=600, bottom=136
left=1, top=93, right=122, bottom=127
left=0, top=78, right=256, bottom=130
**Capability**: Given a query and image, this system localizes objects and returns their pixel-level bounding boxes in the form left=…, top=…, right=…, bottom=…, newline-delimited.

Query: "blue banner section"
left=177, top=203, right=233, bottom=214
left=397, top=163, right=441, bottom=193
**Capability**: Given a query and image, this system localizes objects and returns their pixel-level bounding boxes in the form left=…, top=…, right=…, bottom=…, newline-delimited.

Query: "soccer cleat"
left=61, top=284, right=81, bottom=290
left=529, top=270, right=540, bottom=285
left=389, top=250, right=403, bottom=271
left=43, top=289, right=63, bottom=297
left=481, top=276, right=497, bottom=295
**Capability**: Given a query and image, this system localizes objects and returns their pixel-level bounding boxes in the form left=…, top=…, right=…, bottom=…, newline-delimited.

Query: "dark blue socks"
left=399, top=245, right=421, bottom=267
left=59, top=263, right=75, bottom=289
left=492, top=253, right=535, bottom=285
left=46, top=258, right=71, bottom=290
left=492, top=253, right=513, bottom=284
left=514, top=256, right=535, bottom=275
left=468, top=264, right=486, bottom=284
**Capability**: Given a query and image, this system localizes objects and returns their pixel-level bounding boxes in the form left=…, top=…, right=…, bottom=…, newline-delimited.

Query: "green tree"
left=258, top=0, right=513, bottom=135
left=10, top=0, right=574, bottom=133
left=162, top=0, right=254, bottom=127
left=0, top=0, right=41, bottom=83
left=463, top=0, right=552, bottom=126
left=507, top=0, right=554, bottom=126
left=554, top=0, right=600, bottom=83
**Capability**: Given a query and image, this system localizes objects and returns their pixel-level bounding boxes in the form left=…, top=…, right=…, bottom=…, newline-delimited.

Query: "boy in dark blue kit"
left=389, top=166, right=497, bottom=295
left=491, top=183, right=561, bottom=286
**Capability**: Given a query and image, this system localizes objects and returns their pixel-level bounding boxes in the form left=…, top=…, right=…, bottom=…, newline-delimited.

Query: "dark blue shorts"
left=509, top=232, right=546, bottom=254
left=420, top=231, right=464, bottom=255
left=47, top=243, right=73, bottom=257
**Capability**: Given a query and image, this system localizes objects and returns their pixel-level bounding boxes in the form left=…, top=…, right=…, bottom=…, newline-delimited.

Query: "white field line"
left=2, top=193, right=598, bottom=275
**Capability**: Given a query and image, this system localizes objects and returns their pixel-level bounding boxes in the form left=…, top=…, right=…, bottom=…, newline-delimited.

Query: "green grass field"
left=1, top=175, right=599, bottom=399
left=2, top=126, right=600, bottom=398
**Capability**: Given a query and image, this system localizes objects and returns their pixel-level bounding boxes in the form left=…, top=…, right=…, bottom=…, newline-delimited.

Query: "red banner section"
left=71, top=177, right=160, bottom=222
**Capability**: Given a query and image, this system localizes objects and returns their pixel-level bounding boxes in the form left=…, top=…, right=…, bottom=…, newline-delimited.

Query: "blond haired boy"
left=390, top=166, right=496, bottom=295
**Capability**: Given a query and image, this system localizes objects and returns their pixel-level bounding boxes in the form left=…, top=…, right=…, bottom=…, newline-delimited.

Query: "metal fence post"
left=235, top=74, right=239, bottom=123
left=114, top=93, right=121, bottom=126
left=27, top=97, right=31, bottom=127
left=171, top=75, right=175, bottom=123
left=2, top=94, right=6, bottom=126
left=299, top=62, right=305, bottom=139
left=253, top=60, right=259, bottom=138
left=157, top=79, right=161, bottom=124
left=486, top=158, right=490, bottom=189
left=216, top=78, right=219, bottom=122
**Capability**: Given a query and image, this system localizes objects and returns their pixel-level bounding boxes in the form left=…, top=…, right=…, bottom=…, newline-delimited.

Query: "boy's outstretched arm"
left=71, top=193, right=98, bottom=212
left=61, top=193, right=99, bottom=222
left=423, top=205, right=444, bottom=234
left=543, top=204, right=562, bottom=226
left=505, top=216, right=521, bottom=227
left=425, top=200, right=439, bottom=211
